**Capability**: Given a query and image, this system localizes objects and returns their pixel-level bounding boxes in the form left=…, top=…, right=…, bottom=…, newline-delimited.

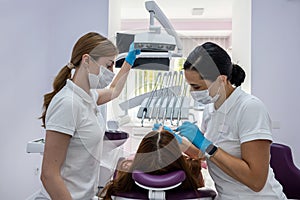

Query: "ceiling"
left=120, top=0, right=234, bottom=20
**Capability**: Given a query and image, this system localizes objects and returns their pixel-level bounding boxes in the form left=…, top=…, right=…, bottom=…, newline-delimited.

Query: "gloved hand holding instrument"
left=152, top=123, right=183, bottom=144
left=176, top=121, right=216, bottom=156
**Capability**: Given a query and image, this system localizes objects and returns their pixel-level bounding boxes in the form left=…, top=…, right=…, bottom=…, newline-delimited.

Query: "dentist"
left=176, top=42, right=286, bottom=199
left=37, top=32, right=140, bottom=200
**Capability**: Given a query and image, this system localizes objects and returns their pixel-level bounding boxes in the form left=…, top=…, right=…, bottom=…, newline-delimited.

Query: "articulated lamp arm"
left=145, top=0, right=183, bottom=53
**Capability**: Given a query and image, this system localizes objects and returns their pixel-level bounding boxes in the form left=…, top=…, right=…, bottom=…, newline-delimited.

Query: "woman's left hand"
left=152, top=123, right=182, bottom=144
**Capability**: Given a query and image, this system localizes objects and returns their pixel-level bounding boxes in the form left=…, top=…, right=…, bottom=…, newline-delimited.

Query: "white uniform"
left=36, top=79, right=105, bottom=200
left=201, top=87, right=286, bottom=200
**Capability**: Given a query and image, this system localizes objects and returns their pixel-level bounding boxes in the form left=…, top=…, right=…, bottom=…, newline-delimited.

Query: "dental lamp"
left=115, top=0, right=183, bottom=70
left=134, top=0, right=182, bottom=53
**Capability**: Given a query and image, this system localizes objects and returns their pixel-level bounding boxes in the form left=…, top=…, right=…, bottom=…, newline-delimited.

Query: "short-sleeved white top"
left=201, top=87, right=286, bottom=200
left=39, top=79, right=105, bottom=200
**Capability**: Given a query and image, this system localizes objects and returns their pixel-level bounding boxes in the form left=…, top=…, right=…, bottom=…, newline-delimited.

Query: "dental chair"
left=270, top=143, right=300, bottom=199
left=99, top=130, right=129, bottom=189
left=112, top=170, right=216, bottom=200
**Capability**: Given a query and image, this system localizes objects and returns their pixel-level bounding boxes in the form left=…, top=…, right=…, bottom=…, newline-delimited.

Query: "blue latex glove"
left=125, top=43, right=141, bottom=66
left=152, top=123, right=162, bottom=131
left=176, top=121, right=212, bottom=153
left=152, top=123, right=182, bottom=144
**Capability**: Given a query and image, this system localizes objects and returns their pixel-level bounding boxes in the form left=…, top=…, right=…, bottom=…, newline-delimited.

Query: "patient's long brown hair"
left=99, top=130, right=204, bottom=199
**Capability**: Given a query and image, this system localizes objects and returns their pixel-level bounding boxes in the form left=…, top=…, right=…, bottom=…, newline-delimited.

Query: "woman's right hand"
left=125, top=43, right=141, bottom=66
left=176, top=121, right=212, bottom=153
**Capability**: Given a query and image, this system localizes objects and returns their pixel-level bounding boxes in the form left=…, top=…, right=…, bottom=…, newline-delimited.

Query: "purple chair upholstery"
left=113, top=170, right=216, bottom=199
left=132, top=170, right=186, bottom=188
left=270, top=143, right=300, bottom=199
left=104, top=130, right=129, bottom=140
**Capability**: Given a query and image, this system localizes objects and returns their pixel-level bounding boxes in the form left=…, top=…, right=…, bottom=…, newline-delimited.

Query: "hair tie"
left=67, top=62, right=75, bottom=69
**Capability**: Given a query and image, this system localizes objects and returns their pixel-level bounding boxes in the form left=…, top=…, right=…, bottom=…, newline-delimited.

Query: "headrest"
left=104, top=130, right=129, bottom=140
left=132, top=170, right=186, bottom=188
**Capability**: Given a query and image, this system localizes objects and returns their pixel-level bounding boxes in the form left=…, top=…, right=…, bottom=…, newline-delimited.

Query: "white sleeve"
left=200, top=104, right=211, bottom=133
left=238, top=97, right=273, bottom=143
left=45, top=97, right=78, bottom=136
left=90, top=89, right=99, bottom=103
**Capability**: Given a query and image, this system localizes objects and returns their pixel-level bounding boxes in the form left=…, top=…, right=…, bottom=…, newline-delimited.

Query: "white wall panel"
left=0, top=0, right=109, bottom=199
left=251, top=0, right=300, bottom=166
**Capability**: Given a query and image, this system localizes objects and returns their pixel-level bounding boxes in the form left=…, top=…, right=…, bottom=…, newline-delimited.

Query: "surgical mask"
left=88, top=61, right=115, bottom=89
left=190, top=87, right=220, bottom=105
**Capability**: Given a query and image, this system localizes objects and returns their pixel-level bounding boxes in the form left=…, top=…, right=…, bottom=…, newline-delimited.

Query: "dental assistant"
left=177, top=42, right=287, bottom=199
left=37, top=32, right=140, bottom=200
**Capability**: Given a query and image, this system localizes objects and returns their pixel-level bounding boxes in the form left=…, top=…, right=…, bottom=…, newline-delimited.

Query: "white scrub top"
left=37, top=79, right=105, bottom=200
left=201, top=87, right=286, bottom=200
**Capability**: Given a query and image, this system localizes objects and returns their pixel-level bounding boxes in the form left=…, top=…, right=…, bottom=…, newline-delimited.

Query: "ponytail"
left=40, top=65, right=72, bottom=128
left=39, top=32, right=118, bottom=128
left=229, top=64, right=246, bottom=87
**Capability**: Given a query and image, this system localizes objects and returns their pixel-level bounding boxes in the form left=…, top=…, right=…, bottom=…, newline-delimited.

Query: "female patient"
left=99, top=130, right=204, bottom=199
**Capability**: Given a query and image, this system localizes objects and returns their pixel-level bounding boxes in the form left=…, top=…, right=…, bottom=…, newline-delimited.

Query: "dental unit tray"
left=134, top=71, right=191, bottom=126
left=136, top=96, right=191, bottom=120
left=26, top=131, right=129, bottom=154
left=172, top=96, right=191, bottom=120
left=119, top=85, right=181, bottom=111
left=26, top=138, right=45, bottom=153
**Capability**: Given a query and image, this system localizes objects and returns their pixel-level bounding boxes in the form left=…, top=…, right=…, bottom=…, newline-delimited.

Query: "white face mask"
left=88, top=60, right=115, bottom=89
left=190, top=86, right=220, bottom=105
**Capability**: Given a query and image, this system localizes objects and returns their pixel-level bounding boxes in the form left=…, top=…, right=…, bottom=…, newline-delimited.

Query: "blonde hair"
left=40, top=32, right=118, bottom=127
